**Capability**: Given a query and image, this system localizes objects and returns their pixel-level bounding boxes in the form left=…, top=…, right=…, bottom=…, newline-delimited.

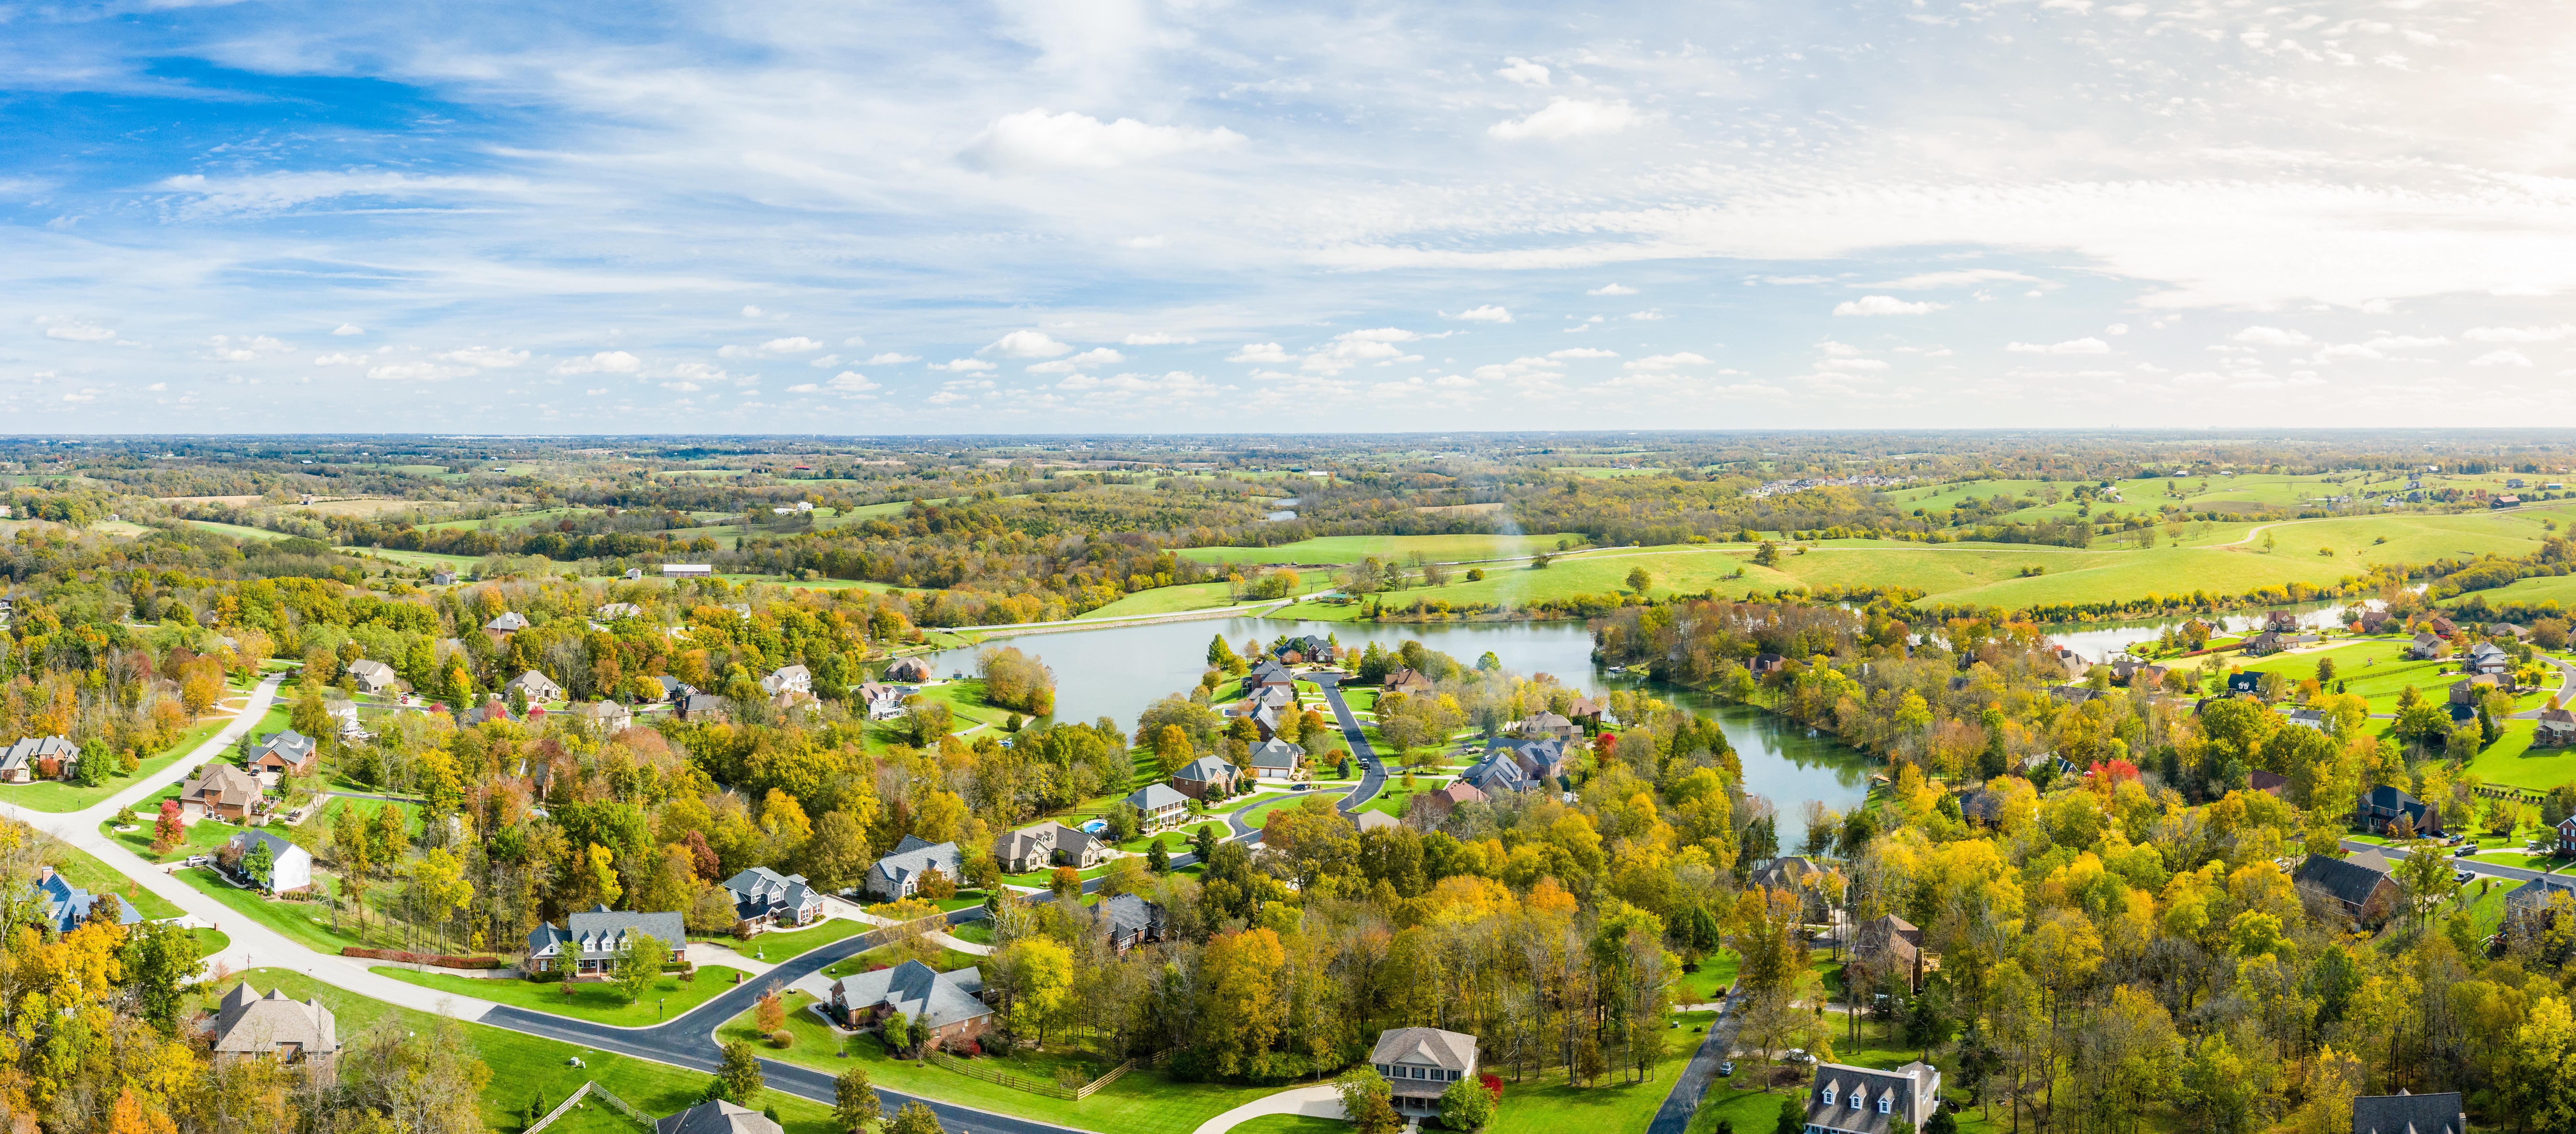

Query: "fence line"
left=523, top=1082, right=652, bottom=1134
left=920, top=1047, right=1171, bottom=1102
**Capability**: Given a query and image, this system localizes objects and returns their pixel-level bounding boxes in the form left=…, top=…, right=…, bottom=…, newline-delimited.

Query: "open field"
left=2447, top=572, right=2576, bottom=610
left=1073, top=575, right=1340, bottom=620
left=1177, top=533, right=1592, bottom=566
left=186, top=519, right=289, bottom=541
left=2234, top=637, right=2534, bottom=713
left=1482, top=1009, right=1716, bottom=1134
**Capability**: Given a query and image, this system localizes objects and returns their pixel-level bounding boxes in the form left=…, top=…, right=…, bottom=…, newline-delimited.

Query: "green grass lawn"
left=3, top=703, right=278, bottom=813
left=175, top=865, right=378, bottom=952
left=950, top=923, right=996, bottom=945
left=2462, top=722, right=2576, bottom=792
left=2237, top=639, right=2487, bottom=713
left=103, top=807, right=241, bottom=863
left=1232, top=792, right=1349, bottom=830
left=1075, top=575, right=1339, bottom=621
left=1674, top=949, right=1739, bottom=1006
left=718, top=990, right=1280, bottom=1134
left=820, top=945, right=985, bottom=980
left=37, top=836, right=184, bottom=920
left=1229, top=1117, right=1345, bottom=1134
left=1177, top=534, right=1592, bottom=566
left=190, top=928, right=231, bottom=957
left=1359, top=775, right=1450, bottom=819
left=372, top=965, right=751, bottom=1026
left=710, top=918, right=871, bottom=964
left=1487, top=1010, right=1716, bottom=1134
left=220, top=969, right=844, bottom=1133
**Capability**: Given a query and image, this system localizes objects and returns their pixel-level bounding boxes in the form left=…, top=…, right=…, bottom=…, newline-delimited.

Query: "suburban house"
left=1249, top=738, right=1306, bottom=780
left=1277, top=634, right=1334, bottom=663
left=759, top=665, right=811, bottom=696
left=2249, top=770, right=2291, bottom=797
left=2467, top=642, right=2511, bottom=676
left=1125, top=783, right=1191, bottom=831
left=568, top=700, right=635, bottom=733
left=345, top=659, right=398, bottom=695
left=2243, top=630, right=2288, bottom=656
left=882, top=656, right=934, bottom=683
left=1565, top=695, right=1604, bottom=726
left=2505, top=874, right=2576, bottom=936
left=2491, top=622, right=2532, bottom=641
left=1460, top=751, right=1536, bottom=794
left=1368, top=1027, right=1478, bottom=1119
left=1170, top=754, right=1240, bottom=800
left=1490, top=737, right=1569, bottom=781
left=467, top=698, right=517, bottom=726
left=504, top=670, right=565, bottom=703
left=2408, top=633, right=2450, bottom=661
left=1412, top=781, right=1487, bottom=824
left=862, top=836, right=962, bottom=902
left=675, top=692, right=732, bottom=723
left=2557, top=813, right=2576, bottom=855
left=654, top=1100, right=783, bottom=1134
left=1804, top=1060, right=1944, bottom=1134
left=178, top=763, right=265, bottom=821
left=524, top=905, right=688, bottom=975
left=1751, top=855, right=1818, bottom=893
left=595, top=601, right=644, bottom=620
left=2224, top=672, right=2263, bottom=696
left=1850, top=913, right=1930, bottom=992
left=2293, top=850, right=2398, bottom=924
left=1382, top=667, right=1435, bottom=694
left=654, top=675, right=697, bottom=703
left=2285, top=709, right=2327, bottom=733
left=1520, top=711, right=1578, bottom=742
left=828, top=960, right=992, bottom=1047
left=208, top=984, right=340, bottom=1074
left=2351, top=1091, right=2465, bottom=1134
left=661, top=563, right=713, bottom=578
left=325, top=701, right=369, bottom=741
left=1355, top=810, right=1400, bottom=833
left=2264, top=609, right=2299, bottom=632
left=0, top=735, right=76, bottom=784
left=1248, top=664, right=1297, bottom=692
left=2450, top=675, right=2503, bottom=704
left=725, top=865, right=828, bottom=925
left=2428, top=616, right=2459, bottom=636
left=249, top=730, right=320, bottom=778
left=861, top=683, right=910, bottom=720
left=227, top=829, right=314, bottom=894
left=483, top=612, right=530, bottom=643
left=1089, top=893, right=1166, bottom=953
left=2356, top=785, right=2443, bottom=837
left=1752, top=653, right=1789, bottom=676
left=428, top=570, right=456, bottom=586
left=993, top=822, right=1104, bottom=874
left=2358, top=610, right=2394, bottom=633
left=33, top=865, right=142, bottom=933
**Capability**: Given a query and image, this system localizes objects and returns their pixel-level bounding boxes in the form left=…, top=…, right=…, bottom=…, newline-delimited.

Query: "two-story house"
left=1804, top=1061, right=1943, bottom=1134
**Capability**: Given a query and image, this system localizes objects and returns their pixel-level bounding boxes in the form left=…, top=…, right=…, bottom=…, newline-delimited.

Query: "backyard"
left=371, top=963, right=750, bottom=1026
left=1484, top=1009, right=1717, bottom=1134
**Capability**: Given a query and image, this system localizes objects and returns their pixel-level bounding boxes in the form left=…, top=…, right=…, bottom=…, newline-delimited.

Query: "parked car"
left=1719, top=1061, right=1736, bottom=1076
left=2454, top=870, right=2475, bottom=884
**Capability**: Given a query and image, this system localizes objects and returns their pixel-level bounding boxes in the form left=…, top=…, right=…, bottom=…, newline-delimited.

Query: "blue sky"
left=3, top=0, right=2573, bottom=432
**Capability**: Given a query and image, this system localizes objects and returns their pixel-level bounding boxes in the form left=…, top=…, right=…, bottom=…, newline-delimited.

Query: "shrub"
left=770, top=1030, right=794, bottom=1049
left=342, top=947, right=506, bottom=969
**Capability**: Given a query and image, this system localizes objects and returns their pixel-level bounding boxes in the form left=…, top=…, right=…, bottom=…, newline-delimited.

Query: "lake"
left=920, top=615, right=1875, bottom=847
left=2041, top=596, right=2383, bottom=663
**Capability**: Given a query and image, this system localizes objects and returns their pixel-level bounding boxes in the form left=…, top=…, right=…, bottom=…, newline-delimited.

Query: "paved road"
left=1312, top=674, right=1388, bottom=815
left=2341, top=837, right=2556, bottom=884
left=1646, top=982, right=1744, bottom=1134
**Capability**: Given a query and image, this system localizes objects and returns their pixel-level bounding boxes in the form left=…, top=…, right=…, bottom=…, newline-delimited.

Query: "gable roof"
left=528, top=904, right=688, bottom=961
left=2293, top=850, right=2393, bottom=909
left=655, top=1100, right=784, bottom=1134
left=183, top=762, right=263, bottom=809
left=724, top=865, right=825, bottom=915
left=210, top=985, right=338, bottom=1056
left=1248, top=738, right=1304, bottom=770
left=864, top=836, right=961, bottom=893
left=2350, top=1091, right=2464, bottom=1134
left=256, top=730, right=318, bottom=765
left=1127, top=783, right=1189, bottom=811
left=33, top=865, right=143, bottom=933
left=832, top=960, right=992, bottom=1030
left=1174, top=755, right=1238, bottom=783
left=344, top=659, right=396, bottom=683
left=1091, top=893, right=1164, bottom=942
left=485, top=612, right=530, bottom=632
left=1370, top=1026, right=1476, bottom=1071
left=0, top=734, right=75, bottom=774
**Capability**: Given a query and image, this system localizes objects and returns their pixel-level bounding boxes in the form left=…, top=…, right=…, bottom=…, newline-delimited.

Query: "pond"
left=2040, top=596, right=2382, bottom=664
left=918, top=615, right=1874, bottom=847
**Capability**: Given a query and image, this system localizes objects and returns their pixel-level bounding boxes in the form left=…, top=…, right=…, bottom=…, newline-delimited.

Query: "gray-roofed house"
left=179, top=762, right=265, bottom=821
left=504, top=670, right=565, bottom=704
left=483, top=611, right=531, bottom=643
left=725, top=865, right=828, bottom=925
left=1750, top=855, right=1818, bottom=893
left=2285, top=709, right=2328, bottom=732
left=1851, top=913, right=1929, bottom=992
left=993, top=822, right=1104, bottom=874
left=654, top=1100, right=782, bottom=1134
left=2538, top=708, right=2576, bottom=748
left=1460, top=750, right=1537, bottom=795
left=862, top=837, right=961, bottom=902
left=2356, top=784, right=2443, bottom=837
left=653, top=675, right=696, bottom=703
left=33, top=865, right=142, bottom=933
left=209, top=983, right=340, bottom=1074
left=568, top=700, right=635, bottom=733
left=1412, top=781, right=1487, bottom=824
left=345, top=658, right=398, bottom=695
left=675, top=692, right=732, bottom=723
left=759, top=665, right=811, bottom=696
left=1368, top=1027, right=1479, bottom=1118
left=0, top=735, right=75, bottom=784
left=2408, top=633, right=2449, bottom=660
left=595, top=602, right=645, bottom=621
left=882, top=656, right=934, bottom=683
left=524, top=904, right=688, bottom=975
left=1249, top=738, right=1306, bottom=781
left=250, top=729, right=320, bottom=778
left=2505, top=873, right=2576, bottom=938
left=829, top=960, right=993, bottom=1048
left=1126, top=783, right=1190, bottom=831
left=1355, top=810, right=1400, bottom=833
left=1170, top=754, right=1240, bottom=800
left=1089, top=893, right=1166, bottom=953
left=2467, top=641, right=2511, bottom=676
left=1520, top=711, right=1578, bottom=742
left=1805, top=1060, right=1944, bottom=1134
left=2350, top=1090, right=2465, bottom=1134
left=227, top=828, right=314, bottom=894
left=2293, top=850, right=2399, bottom=924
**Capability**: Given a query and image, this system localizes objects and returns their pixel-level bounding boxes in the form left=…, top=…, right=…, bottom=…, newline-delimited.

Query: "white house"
left=228, top=829, right=314, bottom=894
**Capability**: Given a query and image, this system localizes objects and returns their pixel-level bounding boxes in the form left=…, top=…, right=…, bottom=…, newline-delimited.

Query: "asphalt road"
left=1313, top=673, right=1387, bottom=815
left=2340, top=837, right=2556, bottom=884
left=1646, top=983, right=1744, bottom=1134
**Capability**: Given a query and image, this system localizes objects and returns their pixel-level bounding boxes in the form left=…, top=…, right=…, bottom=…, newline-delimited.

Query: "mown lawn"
left=1487, top=1010, right=1715, bottom=1134
left=219, top=969, right=845, bottom=1133
left=38, top=837, right=184, bottom=920
left=190, top=928, right=231, bottom=957
left=718, top=991, right=1280, bottom=1134
left=4, top=703, right=279, bottom=813
left=371, top=964, right=750, bottom=1026
left=820, top=945, right=985, bottom=980
left=102, top=807, right=240, bottom=863
left=702, top=917, right=870, bottom=964
left=2238, top=639, right=2468, bottom=713
left=2463, top=722, right=2576, bottom=792
left=176, top=866, right=376, bottom=952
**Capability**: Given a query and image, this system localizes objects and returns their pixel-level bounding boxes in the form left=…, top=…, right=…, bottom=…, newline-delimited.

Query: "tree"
left=1438, top=1076, right=1496, bottom=1132
left=833, top=1066, right=882, bottom=1133
left=617, top=931, right=667, bottom=1004
left=888, top=1101, right=944, bottom=1134
left=713, top=1040, right=765, bottom=1104
left=242, top=836, right=276, bottom=890
left=1626, top=566, right=1654, bottom=594
left=756, top=988, right=787, bottom=1034
left=1334, top=1067, right=1401, bottom=1134
left=1146, top=837, right=1170, bottom=873
left=121, top=919, right=204, bottom=1033
left=1772, top=1094, right=1803, bottom=1134
left=1753, top=540, right=1782, bottom=567
left=154, top=800, right=184, bottom=848
left=995, top=936, right=1074, bottom=1043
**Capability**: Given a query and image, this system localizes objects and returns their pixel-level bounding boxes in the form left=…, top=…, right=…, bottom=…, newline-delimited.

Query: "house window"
left=1821, top=1088, right=1834, bottom=1105
left=1879, top=1097, right=1891, bottom=1114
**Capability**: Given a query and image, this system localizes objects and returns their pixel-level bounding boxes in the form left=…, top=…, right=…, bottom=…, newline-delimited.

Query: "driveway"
left=1647, top=981, right=1744, bottom=1134
left=1188, top=1083, right=1345, bottom=1134
left=1312, top=674, right=1388, bottom=815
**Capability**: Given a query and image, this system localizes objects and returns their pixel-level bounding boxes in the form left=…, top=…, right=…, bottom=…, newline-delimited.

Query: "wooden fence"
left=523, top=1082, right=653, bottom=1133
left=922, top=1047, right=1171, bottom=1101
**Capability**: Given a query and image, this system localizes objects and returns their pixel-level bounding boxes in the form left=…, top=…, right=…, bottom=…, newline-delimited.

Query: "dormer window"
left=1850, top=1091, right=1863, bottom=1109
left=1821, top=1087, right=1835, bottom=1105
left=1879, top=1096, right=1891, bottom=1113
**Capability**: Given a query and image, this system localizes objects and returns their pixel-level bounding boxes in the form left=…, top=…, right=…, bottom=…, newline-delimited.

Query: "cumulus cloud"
left=1122, top=332, right=1198, bottom=345
left=145, top=382, right=166, bottom=392
left=197, top=334, right=292, bottom=362
left=1027, top=347, right=1127, bottom=373
left=1228, top=343, right=1293, bottom=363
left=1488, top=98, right=1638, bottom=141
left=981, top=330, right=1073, bottom=358
left=1875, top=269, right=2042, bottom=289
left=1587, top=284, right=1637, bottom=296
left=929, top=359, right=997, bottom=372
left=331, top=324, right=363, bottom=336
left=552, top=350, right=642, bottom=375
left=2464, top=324, right=2574, bottom=343
left=1447, top=305, right=1512, bottom=323
left=1548, top=348, right=1619, bottom=359
left=367, top=360, right=475, bottom=381
left=313, top=352, right=370, bottom=366
left=2006, top=338, right=2111, bottom=354
left=2230, top=326, right=2315, bottom=346
left=960, top=109, right=1245, bottom=172
left=2471, top=349, right=2533, bottom=367
left=720, top=336, right=827, bottom=358
left=791, top=371, right=882, bottom=397
left=1495, top=57, right=1551, bottom=86
left=1054, top=370, right=1217, bottom=398
left=864, top=352, right=921, bottom=364
left=1624, top=353, right=1714, bottom=371
left=1834, top=296, right=1946, bottom=316
left=1303, top=328, right=1426, bottom=374
left=440, top=346, right=528, bottom=368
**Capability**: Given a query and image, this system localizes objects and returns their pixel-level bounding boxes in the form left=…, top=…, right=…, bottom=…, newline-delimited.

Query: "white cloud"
left=2006, top=338, right=2111, bottom=354
left=1122, top=333, right=1198, bottom=345
left=1627, top=309, right=1666, bottom=321
left=792, top=371, right=883, bottom=397
left=61, top=392, right=94, bottom=403
left=2106, top=323, right=2129, bottom=336
left=741, top=306, right=765, bottom=318
left=1624, top=353, right=1714, bottom=371
left=1303, top=328, right=1426, bottom=374
left=1228, top=343, right=1293, bottom=363
left=930, top=358, right=997, bottom=372
left=331, top=324, right=363, bottom=336
left=1488, top=98, right=1638, bottom=141
left=2231, top=326, right=2315, bottom=346
left=585, top=387, right=609, bottom=396
left=552, top=350, right=642, bottom=375
left=367, top=361, right=474, bottom=381
left=1448, top=305, right=1513, bottom=323
left=2471, top=349, right=2533, bottom=367
left=1875, top=269, right=2042, bottom=289
left=1027, top=347, right=1127, bottom=373
left=982, top=330, right=1073, bottom=358
left=842, top=335, right=866, bottom=347
left=763, top=336, right=824, bottom=353
left=1587, top=284, right=1638, bottom=296
left=1548, top=348, right=1619, bottom=359
left=2464, top=324, right=2574, bottom=343
left=808, top=355, right=840, bottom=367
left=440, top=346, right=528, bottom=368
left=197, top=334, right=291, bottom=362
left=313, top=352, right=370, bottom=366
left=1053, top=370, right=1217, bottom=398
left=145, top=382, right=166, bottom=392
left=960, top=109, right=1245, bottom=172
left=1834, top=296, right=1946, bottom=316
left=1496, top=57, right=1551, bottom=86
left=864, top=353, right=922, bottom=364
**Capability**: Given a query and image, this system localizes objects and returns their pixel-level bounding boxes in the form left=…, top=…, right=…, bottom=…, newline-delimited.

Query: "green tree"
left=1772, top=1094, right=1803, bottom=1134
left=1625, top=566, right=1654, bottom=594
left=1146, top=837, right=1170, bottom=874
left=888, top=1101, right=944, bottom=1134
left=1334, top=1067, right=1400, bottom=1134
left=1753, top=540, right=1781, bottom=567
left=712, top=1039, right=765, bottom=1104
left=616, top=931, right=666, bottom=1004
left=833, top=1066, right=881, bottom=1132
left=1438, top=1077, right=1495, bottom=1132
left=242, top=836, right=276, bottom=890
left=121, top=920, right=205, bottom=1033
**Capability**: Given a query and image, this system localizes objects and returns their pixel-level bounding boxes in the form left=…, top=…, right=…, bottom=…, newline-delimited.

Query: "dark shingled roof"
left=2292, top=850, right=2392, bottom=911
left=2350, top=1090, right=2463, bottom=1134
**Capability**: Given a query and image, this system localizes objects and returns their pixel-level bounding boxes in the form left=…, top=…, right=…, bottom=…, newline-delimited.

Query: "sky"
left=3, top=0, right=2574, bottom=434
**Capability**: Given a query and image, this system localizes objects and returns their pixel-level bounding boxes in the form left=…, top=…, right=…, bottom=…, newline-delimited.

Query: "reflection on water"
left=2041, top=597, right=2376, bottom=663
left=920, top=614, right=1874, bottom=848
